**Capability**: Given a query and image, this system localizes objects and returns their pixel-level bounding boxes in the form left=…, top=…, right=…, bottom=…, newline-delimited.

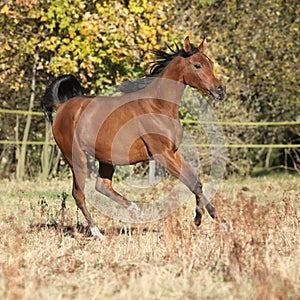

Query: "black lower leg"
left=194, top=185, right=217, bottom=222
left=194, top=208, right=202, bottom=226
left=205, top=202, right=216, bottom=219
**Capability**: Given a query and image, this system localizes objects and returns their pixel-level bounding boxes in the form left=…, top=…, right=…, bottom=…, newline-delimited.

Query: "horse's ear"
left=199, top=37, right=206, bottom=52
left=183, top=36, right=191, bottom=53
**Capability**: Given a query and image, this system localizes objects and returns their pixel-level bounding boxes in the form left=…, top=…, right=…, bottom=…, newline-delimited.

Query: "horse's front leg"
left=154, top=149, right=219, bottom=226
left=195, top=193, right=218, bottom=226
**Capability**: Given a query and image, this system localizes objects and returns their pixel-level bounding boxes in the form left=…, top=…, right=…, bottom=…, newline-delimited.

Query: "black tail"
left=41, top=74, right=83, bottom=123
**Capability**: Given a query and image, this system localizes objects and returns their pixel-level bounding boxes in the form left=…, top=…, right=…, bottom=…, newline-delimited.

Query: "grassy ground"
left=0, top=175, right=299, bottom=299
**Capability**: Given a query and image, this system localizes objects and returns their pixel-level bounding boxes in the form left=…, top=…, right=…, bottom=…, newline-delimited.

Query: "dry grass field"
left=0, top=175, right=299, bottom=300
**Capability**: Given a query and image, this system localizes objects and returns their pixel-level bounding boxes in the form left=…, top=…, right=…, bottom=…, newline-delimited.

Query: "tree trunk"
left=16, top=51, right=38, bottom=180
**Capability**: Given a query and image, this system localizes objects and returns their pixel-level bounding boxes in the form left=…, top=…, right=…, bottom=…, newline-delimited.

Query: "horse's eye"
left=194, top=64, right=201, bottom=69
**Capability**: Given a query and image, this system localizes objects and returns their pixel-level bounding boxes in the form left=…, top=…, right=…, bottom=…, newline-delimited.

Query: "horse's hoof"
left=90, top=226, right=105, bottom=241
left=193, top=214, right=202, bottom=227
left=194, top=207, right=205, bottom=227
left=194, top=218, right=201, bottom=227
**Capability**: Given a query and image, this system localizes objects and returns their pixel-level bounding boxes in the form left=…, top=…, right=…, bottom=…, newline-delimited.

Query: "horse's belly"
left=93, top=137, right=150, bottom=165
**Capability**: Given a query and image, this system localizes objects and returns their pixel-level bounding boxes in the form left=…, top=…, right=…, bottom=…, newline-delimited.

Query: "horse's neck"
left=143, top=60, right=186, bottom=113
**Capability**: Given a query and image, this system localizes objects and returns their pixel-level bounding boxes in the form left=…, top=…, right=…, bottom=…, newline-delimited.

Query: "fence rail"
left=1, top=141, right=300, bottom=148
left=0, top=108, right=44, bottom=116
left=183, top=120, right=300, bottom=126
left=1, top=109, right=300, bottom=148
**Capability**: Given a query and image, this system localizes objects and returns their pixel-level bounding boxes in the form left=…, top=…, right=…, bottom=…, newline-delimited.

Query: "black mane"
left=119, top=42, right=199, bottom=93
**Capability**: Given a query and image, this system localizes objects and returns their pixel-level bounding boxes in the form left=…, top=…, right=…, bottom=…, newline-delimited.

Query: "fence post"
left=149, top=158, right=155, bottom=185
left=41, top=120, right=50, bottom=180
left=16, top=51, right=38, bottom=180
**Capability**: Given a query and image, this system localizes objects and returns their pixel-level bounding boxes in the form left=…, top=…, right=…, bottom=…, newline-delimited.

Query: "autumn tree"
left=172, top=0, right=300, bottom=174
left=0, top=0, right=176, bottom=178
left=0, top=0, right=299, bottom=178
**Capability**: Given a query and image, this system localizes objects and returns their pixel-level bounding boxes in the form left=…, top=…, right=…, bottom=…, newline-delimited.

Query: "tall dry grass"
left=0, top=176, right=299, bottom=299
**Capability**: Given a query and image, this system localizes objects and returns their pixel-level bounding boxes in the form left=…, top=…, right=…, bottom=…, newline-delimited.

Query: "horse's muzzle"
left=210, top=85, right=226, bottom=100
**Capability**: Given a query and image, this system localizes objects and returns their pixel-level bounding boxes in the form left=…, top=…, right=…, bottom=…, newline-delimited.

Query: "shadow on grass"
left=28, top=222, right=155, bottom=238
left=29, top=222, right=96, bottom=238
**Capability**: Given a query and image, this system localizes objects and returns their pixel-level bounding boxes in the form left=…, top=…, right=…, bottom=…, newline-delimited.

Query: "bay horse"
left=41, top=36, right=226, bottom=239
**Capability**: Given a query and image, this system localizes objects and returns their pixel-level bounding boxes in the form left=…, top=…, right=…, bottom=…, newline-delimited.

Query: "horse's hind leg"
left=95, top=163, right=140, bottom=215
left=65, top=150, right=103, bottom=239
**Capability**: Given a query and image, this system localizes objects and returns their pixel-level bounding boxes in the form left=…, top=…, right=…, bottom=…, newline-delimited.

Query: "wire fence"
left=1, top=108, right=300, bottom=148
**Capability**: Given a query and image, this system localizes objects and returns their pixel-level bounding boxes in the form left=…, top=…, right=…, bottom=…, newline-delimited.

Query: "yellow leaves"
left=128, top=2, right=144, bottom=15
left=185, top=30, right=192, bottom=38
left=50, top=36, right=57, bottom=44
left=106, top=47, right=113, bottom=55
left=1, top=4, right=9, bottom=15
left=62, top=38, right=70, bottom=44
left=0, top=43, right=11, bottom=54
left=80, top=59, right=94, bottom=77
left=157, top=26, right=164, bottom=36
left=69, top=30, right=76, bottom=39
left=3, top=43, right=11, bottom=51
left=1, top=0, right=176, bottom=92
left=52, top=56, right=79, bottom=74
left=80, top=28, right=90, bottom=36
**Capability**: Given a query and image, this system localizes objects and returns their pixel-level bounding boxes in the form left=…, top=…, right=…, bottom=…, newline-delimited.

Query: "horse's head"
left=181, top=36, right=226, bottom=100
